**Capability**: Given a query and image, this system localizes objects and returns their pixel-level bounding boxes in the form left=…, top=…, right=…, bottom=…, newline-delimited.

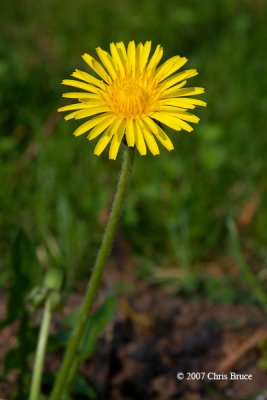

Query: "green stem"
left=29, top=295, right=52, bottom=400
left=50, top=147, right=135, bottom=400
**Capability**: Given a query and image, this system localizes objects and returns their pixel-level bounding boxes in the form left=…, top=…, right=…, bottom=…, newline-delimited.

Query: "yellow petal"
left=151, top=112, right=194, bottom=132
left=146, top=44, right=163, bottom=72
left=157, top=106, right=188, bottom=113
left=160, top=69, right=198, bottom=91
left=126, top=119, right=135, bottom=147
left=135, top=119, right=147, bottom=155
left=82, top=53, right=111, bottom=83
left=115, top=42, right=127, bottom=65
left=61, top=79, right=101, bottom=94
left=74, top=107, right=110, bottom=120
left=163, top=87, right=205, bottom=98
left=139, top=120, right=159, bottom=155
left=175, top=118, right=193, bottom=132
left=94, top=128, right=114, bottom=156
left=139, top=41, right=151, bottom=72
left=64, top=110, right=81, bottom=121
left=160, top=80, right=188, bottom=97
left=127, top=41, right=136, bottom=76
left=73, top=114, right=112, bottom=136
left=135, top=42, right=143, bottom=67
left=174, top=98, right=207, bottom=107
left=110, top=42, right=125, bottom=76
left=169, top=111, right=199, bottom=124
left=96, top=47, right=117, bottom=80
left=143, top=117, right=174, bottom=151
left=154, top=131, right=174, bottom=151
left=155, top=56, right=188, bottom=82
left=58, top=102, right=104, bottom=112
left=109, top=119, right=127, bottom=160
left=62, top=92, right=99, bottom=99
left=87, top=115, right=116, bottom=140
left=159, top=99, right=196, bottom=109
left=71, top=69, right=104, bottom=88
left=150, top=113, right=182, bottom=132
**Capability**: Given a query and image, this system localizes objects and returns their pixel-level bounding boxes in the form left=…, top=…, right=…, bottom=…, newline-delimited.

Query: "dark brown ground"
left=1, top=261, right=267, bottom=400
left=75, top=285, right=267, bottom=400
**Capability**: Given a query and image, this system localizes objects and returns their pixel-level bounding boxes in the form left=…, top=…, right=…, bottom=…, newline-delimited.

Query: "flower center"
left=110, top=83, right=150, bottom=117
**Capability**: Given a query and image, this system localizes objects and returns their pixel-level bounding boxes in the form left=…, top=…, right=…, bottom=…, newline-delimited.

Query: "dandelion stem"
left=50, top=146, right=135, bottom=400
left=29, top=295, right=52, bottom=400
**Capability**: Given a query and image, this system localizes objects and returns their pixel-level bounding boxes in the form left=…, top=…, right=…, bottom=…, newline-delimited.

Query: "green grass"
left=1, top=0, right=267, bottom=284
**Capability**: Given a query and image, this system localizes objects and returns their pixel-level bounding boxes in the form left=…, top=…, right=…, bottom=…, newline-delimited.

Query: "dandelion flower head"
left=59, top=41, right=206, bottom=160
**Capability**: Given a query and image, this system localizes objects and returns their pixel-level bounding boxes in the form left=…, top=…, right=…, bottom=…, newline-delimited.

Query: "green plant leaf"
left=71, top=375, right=96, bottom=398
left=0, top=229, right=41, bottom=328
left=78, top=294, right=117, bottom=360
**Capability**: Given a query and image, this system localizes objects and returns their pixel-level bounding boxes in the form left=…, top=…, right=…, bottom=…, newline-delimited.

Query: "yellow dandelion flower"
left=59, top=41, right=206, bottom=160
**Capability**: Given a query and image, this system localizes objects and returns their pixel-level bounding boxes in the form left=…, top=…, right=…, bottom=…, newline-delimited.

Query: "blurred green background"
left=1, top=0, right=267, bottom=290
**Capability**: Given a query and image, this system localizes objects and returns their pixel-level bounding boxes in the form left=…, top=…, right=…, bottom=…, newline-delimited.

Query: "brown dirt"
left=1, top=274, right=267, bottom=399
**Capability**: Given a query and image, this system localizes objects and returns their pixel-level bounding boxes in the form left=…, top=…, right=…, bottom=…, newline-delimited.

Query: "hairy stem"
left=50, top=147, right=135, bottom=400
